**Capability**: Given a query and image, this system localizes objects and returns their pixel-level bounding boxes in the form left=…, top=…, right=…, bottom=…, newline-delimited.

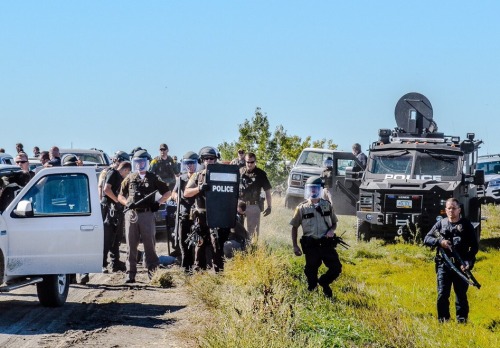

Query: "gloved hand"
left=126, top=202, right=137, bottom=210
left=151, top=201, right=160, bottom=212
left=263, top=207, right=272, bottom=216
left=198, top=183, right=210, bottom=192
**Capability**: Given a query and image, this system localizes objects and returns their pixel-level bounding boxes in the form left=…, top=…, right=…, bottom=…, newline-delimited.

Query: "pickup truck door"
left=3, top=169, right=103, bottom=276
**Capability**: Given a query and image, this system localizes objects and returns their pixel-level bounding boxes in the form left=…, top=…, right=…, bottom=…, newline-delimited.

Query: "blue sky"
left=1, top=1, right=499, bottom=160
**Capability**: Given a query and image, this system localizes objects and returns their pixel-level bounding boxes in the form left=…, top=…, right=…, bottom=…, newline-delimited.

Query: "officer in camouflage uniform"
left=184, top=146, right=228, bottom=272
left=290, top=176, right=342, bottom=298
left=150, top=143, right=179, bottom=190
left=118, top=150, right=171, bottom=283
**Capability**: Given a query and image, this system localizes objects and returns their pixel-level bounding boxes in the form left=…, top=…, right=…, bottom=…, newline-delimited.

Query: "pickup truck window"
left=21, top=173, right=91, bottom=215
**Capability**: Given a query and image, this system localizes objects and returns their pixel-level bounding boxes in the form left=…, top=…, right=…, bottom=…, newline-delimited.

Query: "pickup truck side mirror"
left=13, top=200, right=34, bottom=218
left=473, top=169, right=485, bottom=186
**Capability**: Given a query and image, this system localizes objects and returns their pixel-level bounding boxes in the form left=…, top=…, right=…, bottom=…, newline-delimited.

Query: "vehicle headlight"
left=489, top=179, right=500, bottom=187
left=291, top=174, right=301, bottom=181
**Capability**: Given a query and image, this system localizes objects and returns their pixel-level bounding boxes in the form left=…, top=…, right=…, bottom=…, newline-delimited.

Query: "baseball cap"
left=159, top=143, right=169, bottom=151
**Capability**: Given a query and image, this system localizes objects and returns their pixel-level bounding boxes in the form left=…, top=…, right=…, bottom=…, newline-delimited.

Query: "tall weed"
left=187, top=197, right=499, bottom=347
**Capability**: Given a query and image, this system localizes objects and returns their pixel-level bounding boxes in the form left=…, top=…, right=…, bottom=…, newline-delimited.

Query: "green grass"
left=185, top=198, right=500, bottom=348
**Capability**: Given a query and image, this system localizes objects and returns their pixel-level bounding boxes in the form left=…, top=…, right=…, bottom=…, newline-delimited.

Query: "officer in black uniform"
left=290, top=176, right=342, bottom=298
left=184, top=146, right=229, bottom=272
left=424, top=198, right=479, bottom=323
left=102, top=151, right=131, bottom=273
left=118, top=150, right=171, bottom=283
left=171, top=151, right=199, bottom=271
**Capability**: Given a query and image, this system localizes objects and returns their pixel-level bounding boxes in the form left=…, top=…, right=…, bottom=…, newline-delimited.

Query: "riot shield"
left=205, top=163, right=240, bottom=228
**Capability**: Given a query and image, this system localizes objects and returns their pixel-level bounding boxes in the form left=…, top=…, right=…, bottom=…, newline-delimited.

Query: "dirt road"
left=0, top=242, right=201, bottom=348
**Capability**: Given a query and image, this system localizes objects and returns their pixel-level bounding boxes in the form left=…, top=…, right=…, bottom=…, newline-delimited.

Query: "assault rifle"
left=435, top=230, right=481, bottom=289
left=123, top=190, right=158, bottom=213
left=332, top=232, right=350, bottom=249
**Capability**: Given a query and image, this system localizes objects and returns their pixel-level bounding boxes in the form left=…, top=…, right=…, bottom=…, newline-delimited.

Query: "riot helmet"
left=113, top=150, right=130, bottom=163
left=198, top=146, right=219, bottom=163
left=181, top=151, right=199, bottom=173
left=132, top=149, right=151, bottom=172
left=324, top=156, right=333, bottom=168
left=304, top=176, right=323, bottom=200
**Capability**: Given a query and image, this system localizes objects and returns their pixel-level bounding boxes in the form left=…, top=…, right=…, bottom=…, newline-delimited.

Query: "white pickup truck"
left=0, top=166, right=103, bottom=307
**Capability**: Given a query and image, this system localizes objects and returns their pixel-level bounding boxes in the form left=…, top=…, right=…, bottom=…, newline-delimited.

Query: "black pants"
left=179, top=217, right=194, bottom=270
left=301, top=237, right=342, bottom=288
left=103, top=206, right=123, bottom=267
left=436, top=263, right=469, bottom=321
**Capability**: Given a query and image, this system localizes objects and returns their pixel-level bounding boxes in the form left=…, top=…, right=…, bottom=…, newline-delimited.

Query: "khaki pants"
left=245, top=204, right=261, bottom=242
left=124, top=210, right=159, bottom=276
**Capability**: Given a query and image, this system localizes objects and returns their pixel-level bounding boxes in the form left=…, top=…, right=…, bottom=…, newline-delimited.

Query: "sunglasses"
left=204, top=157, right=216, bottom=161
left=16, top=160, right=28, bottom=164
left=159, top=149, right=167, bottom=151
left=246, top=161, right=255, bottom=164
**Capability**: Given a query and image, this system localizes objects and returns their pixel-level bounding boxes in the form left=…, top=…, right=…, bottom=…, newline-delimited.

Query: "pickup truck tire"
left=356, top=218, right=371, bottom=242
left=36, top=274, right=69, bottom=307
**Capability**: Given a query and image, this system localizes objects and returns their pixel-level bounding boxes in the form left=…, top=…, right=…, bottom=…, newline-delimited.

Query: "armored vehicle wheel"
left=356, top=218, right=371, bottom=242
left=36, top=274, right=69, bottom=307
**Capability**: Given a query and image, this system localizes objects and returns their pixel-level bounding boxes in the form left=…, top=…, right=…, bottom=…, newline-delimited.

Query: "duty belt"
left=135, top=208, right=152, bottom=213
left=246, top=200, right=259, bottom=205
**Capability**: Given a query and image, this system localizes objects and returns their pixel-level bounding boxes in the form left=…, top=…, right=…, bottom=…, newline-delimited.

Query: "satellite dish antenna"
left=394, top=92, right=436, bottom=135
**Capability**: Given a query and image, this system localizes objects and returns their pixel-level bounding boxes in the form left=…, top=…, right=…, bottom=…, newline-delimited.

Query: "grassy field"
left=183, top=198, right=500, bottom=348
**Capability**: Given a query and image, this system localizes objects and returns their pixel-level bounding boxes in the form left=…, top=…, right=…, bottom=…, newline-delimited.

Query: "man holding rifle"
left=118, top=150, right=171, bottom=284
left=424, top=198, right=479, bottom=323
left=290, top=176, right=344, bottom=298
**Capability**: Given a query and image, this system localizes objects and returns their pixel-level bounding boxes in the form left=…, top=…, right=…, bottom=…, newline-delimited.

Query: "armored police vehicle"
left=348, top=92, right=484, bottom=242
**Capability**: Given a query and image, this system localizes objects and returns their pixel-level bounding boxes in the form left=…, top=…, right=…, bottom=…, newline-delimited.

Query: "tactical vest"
left=299, top=200, right=334, bottom=239
left=194, top=170, right=207, bottom=210
left=128, top=172, right=158, bottom=209
left=240, top=168, right=261, bottom=203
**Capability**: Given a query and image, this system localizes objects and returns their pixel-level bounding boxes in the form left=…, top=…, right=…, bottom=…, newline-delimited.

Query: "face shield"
left=181, top=158, right=199, bottom=173
left=132, top=157, right=149, bottom=173
left=324, top=158, right=333, bottom=168
left=304, top=184, right=322, bottom=199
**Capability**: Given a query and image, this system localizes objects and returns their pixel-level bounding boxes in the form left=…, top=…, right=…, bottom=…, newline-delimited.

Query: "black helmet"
left=183, top=151, right=199, bottom=161
left=305, top=176, right=323, bottom=187
left=130, top=146, right=143, bottom=158
left=114, top=150, right=130, bottom=163
left=63, top=154, right=78, bottom=166
left=133, top=149, right=151, bottom=160
left=198, top=146, right=219, bottom=161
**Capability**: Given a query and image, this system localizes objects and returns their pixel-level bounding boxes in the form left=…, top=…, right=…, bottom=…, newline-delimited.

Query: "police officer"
left=118, top=150, right=171, bottom=283
left=102, top=151, right=131, bottom=273
left=184, top=146, right=228, bottom=272
left=290, top=176, right=342, bottom=298
left=150, top=143, right=179, bottom=190
left=320, top=156, right=334, bottom=203
left=352, top=143, right=367, bottom=170
left=424, top=198, right=479, bottom=323
left=171, top=151, right=199, bottom=271
left=239, top=152, right=272, bottom=242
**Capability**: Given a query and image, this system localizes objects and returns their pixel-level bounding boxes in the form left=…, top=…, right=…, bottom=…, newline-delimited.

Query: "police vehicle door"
left=205, top=163, right=240, bottom=228
left=333, top=152, right=362, bottom=215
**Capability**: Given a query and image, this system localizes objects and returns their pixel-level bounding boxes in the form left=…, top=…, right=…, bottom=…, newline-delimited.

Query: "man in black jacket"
left=424, top=198, right=479, bottom=323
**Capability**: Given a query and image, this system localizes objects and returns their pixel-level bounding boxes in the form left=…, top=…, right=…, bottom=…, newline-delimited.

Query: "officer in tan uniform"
left=290, top=176, right=342, bottom=298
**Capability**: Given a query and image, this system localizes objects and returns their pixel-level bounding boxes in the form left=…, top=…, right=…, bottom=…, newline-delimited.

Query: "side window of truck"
left=20, top=173, right=91, bottom=215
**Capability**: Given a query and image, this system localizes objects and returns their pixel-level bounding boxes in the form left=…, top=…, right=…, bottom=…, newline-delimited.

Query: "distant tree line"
left=218, top=107, right=337, bottom=185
